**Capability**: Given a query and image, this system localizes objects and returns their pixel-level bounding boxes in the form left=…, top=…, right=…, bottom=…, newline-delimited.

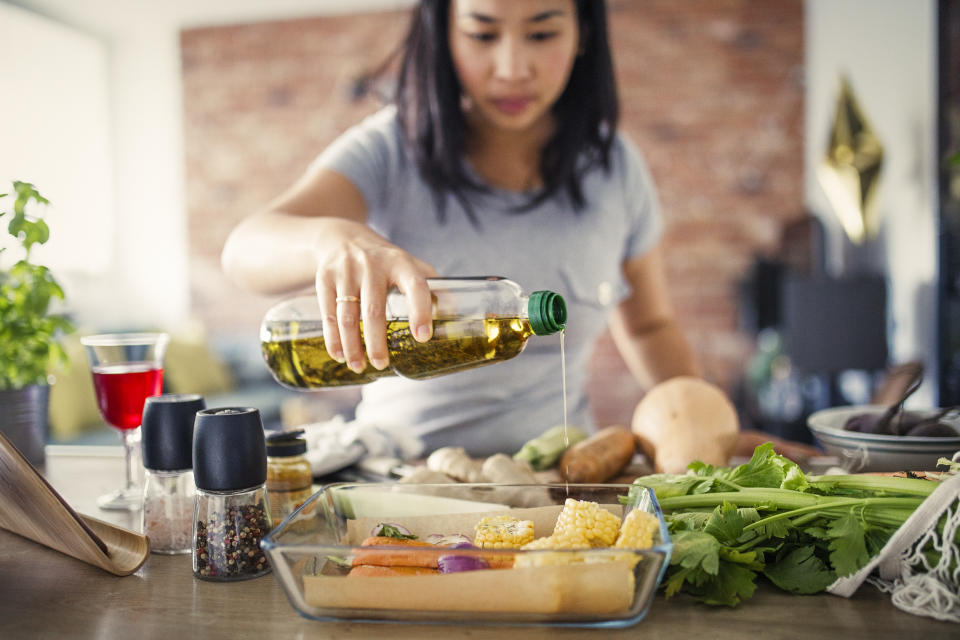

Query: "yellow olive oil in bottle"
left=260, top=277, right=566, bottom=389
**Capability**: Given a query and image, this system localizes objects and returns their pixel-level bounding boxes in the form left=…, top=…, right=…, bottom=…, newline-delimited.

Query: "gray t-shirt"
left=312, top=106, right=663, bottom=456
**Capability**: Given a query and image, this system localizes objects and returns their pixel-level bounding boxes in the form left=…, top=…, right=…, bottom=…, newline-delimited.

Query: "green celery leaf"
left=739, top=507, right=761, bottom=524
left=748, top=542, right=785, bottom=556
left=803, top=525, right=830, bottom=540
left=687, top=561, right=758, bottom=607
left=670, top=530, right=721, bottom=576
left=667, top=511, right=711, bottom=532
left=687, top=460, right=716, bottom=476
left=663, top=566, right=696, bottom=598
left=864, top=525, right=895, bottom=557
left=719, top=546, right=764, bottom=571
left=737, top=505, right=792, bottom=538
left=755, top=517, right=793, bottom=539
left=763, top=546, right=836, bottom=594
left=703, top=502, right=748, bottom=545
left=691, top=478, right=720, bottom=494
left=826, top=510, right=870, bottom=577
left=780, top=464, right=811, bottom=492
left=631, top=473, right=709, bottom=499
left=724, top=443, right=785, bottom=488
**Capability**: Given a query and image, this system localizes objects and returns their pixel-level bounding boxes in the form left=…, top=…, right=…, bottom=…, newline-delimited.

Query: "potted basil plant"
left=0, top=181, right=74, bottom=465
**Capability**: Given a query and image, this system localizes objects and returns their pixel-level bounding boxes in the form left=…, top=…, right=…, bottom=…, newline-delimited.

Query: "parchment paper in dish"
left=303, top=505, right=635, bottom=615
left=303, top=563, right=635, bottom=614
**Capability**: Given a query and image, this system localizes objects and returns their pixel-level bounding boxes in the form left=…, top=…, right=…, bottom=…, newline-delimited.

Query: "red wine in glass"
left=81, top=332, right=169, bottom=511
left=91, top=364, right=164, bottom=430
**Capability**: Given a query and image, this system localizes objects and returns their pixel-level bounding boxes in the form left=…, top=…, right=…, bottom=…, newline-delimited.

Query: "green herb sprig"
left=0, top=181, right=74, bottom=389
left=626, top=443, right=957, bottom=607
left=375, top=523, right=418, bottom=540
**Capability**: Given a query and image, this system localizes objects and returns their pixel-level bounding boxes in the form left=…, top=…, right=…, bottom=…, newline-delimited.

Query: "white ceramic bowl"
left=807, top=405, right=960, bottom=472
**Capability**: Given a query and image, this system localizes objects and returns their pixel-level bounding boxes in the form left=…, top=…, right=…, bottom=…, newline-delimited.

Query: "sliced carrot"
left=347, top=565, right=440, bottom=577
left=350, top=536, right=514, bottom=570
left=358, top=536, right=438, bottom=548
left=352, top=536, right=444, bottom=568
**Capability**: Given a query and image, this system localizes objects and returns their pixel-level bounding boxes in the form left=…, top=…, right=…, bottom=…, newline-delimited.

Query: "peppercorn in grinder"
left=192, top=407, right=272, bottom=581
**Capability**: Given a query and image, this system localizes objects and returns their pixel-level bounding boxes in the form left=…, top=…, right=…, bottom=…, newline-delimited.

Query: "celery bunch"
left=625, top=443, right=957, bottom=607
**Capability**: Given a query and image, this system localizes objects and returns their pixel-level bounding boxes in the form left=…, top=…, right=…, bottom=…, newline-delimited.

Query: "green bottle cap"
left=528, top=290, right=567, bottom=335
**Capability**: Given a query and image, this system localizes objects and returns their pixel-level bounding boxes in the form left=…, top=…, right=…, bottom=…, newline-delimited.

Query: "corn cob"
left=614, top=509, right=659, bottom=550
left=552, top=498, right=622, bottom=548
left=522, top=535, right=591, bottom=551
left=473, top=515, right=535, bottom=549
left=514, top=532, right=591, bottom=568
left=515, top=502, right=658, bottom=568
left=513, top=550, right=592, bottom=567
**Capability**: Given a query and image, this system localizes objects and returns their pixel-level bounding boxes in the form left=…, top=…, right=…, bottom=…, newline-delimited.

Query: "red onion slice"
left=425, top=533, right=473, bottom=547
left=437, top=543, right=490, bottom=573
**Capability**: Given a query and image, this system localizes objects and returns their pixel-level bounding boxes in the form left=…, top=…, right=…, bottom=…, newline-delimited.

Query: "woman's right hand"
left=222, top=167, right=438, bottom=373
left=314, top=218, right=438, bottom=373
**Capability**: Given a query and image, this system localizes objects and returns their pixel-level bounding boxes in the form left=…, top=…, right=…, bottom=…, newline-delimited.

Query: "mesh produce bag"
left=829, top=456, right=960, bottom=624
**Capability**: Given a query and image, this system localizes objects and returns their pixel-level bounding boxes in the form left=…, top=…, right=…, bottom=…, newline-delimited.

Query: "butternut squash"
left=631, top=376, right=739, bottom=473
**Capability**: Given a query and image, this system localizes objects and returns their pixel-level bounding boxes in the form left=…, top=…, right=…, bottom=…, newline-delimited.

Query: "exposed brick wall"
left=180, top=0, right=804, bottom=428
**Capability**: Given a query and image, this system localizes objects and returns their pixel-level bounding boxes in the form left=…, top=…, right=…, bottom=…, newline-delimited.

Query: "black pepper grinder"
left=192, top=407, right=272, bottom=581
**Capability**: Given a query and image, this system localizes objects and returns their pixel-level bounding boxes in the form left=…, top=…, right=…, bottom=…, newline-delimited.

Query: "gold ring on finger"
left=336, top=295, right=361, bottom=304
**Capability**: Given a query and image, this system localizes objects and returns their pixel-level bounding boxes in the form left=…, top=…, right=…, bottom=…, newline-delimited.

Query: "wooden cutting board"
left=0, top=432, right=149, bottom=575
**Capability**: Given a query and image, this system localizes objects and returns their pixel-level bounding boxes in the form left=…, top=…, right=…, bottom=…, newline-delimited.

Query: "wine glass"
left=81, top=333, right=169, bottom=511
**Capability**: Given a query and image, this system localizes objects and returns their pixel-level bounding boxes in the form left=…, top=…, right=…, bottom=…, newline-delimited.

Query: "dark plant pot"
left=0, top=385, right=50, bottom=467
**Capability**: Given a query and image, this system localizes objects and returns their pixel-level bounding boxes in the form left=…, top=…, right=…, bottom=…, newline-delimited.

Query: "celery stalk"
left=807, top=474, right=937, bottom=497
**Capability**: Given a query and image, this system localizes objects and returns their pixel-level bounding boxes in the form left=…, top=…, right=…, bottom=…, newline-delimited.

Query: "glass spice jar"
left=193, top=485, right=271, bottom=580
left=141, top=394, right=205, bottom=554
left=192, top=407, right=272, bottom=581
left=265, top=429, right=314, bottom=526
left=143, top=469, right=196, bottom=554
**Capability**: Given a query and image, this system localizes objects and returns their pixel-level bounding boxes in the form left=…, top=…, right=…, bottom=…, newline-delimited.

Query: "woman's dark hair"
left=394, top=0, right=619, bottom=223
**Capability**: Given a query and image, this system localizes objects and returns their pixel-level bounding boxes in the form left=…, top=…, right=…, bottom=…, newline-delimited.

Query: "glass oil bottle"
left=260, top=277, right=566, bottom=388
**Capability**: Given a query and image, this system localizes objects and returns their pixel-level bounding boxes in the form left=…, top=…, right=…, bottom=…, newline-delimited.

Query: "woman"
left=223, top=0, right=702, bottom=457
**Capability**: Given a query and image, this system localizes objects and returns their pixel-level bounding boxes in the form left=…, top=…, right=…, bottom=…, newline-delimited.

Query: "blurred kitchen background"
left=1, top=0, right=957, bottom=447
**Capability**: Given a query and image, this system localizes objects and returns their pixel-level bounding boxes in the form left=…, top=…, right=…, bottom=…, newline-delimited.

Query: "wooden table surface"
left=0, top=446, right=957, bottom=639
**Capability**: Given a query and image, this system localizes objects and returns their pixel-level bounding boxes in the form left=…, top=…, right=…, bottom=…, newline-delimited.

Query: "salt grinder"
left=141, top=393, right=205, bottom=555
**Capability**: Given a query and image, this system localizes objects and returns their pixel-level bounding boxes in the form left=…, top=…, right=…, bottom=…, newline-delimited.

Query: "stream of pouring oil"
left=560, top=329, right=569, bottom=493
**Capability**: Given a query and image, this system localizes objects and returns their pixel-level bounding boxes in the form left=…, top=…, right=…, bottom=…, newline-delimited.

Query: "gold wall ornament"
left=816, top=75, right=884, bottom=244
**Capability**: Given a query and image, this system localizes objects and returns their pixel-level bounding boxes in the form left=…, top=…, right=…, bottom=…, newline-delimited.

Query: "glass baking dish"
left=261, top=482, right=672, bottom=628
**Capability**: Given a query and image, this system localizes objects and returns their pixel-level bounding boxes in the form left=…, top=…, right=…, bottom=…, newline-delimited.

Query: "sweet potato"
left=558, top=426, right=636, bottom=483
left=347, top=565, right=440, bottom=577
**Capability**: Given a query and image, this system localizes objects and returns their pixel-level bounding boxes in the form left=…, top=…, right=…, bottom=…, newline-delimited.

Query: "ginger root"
left=425, top=447, right=485, bottom=482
